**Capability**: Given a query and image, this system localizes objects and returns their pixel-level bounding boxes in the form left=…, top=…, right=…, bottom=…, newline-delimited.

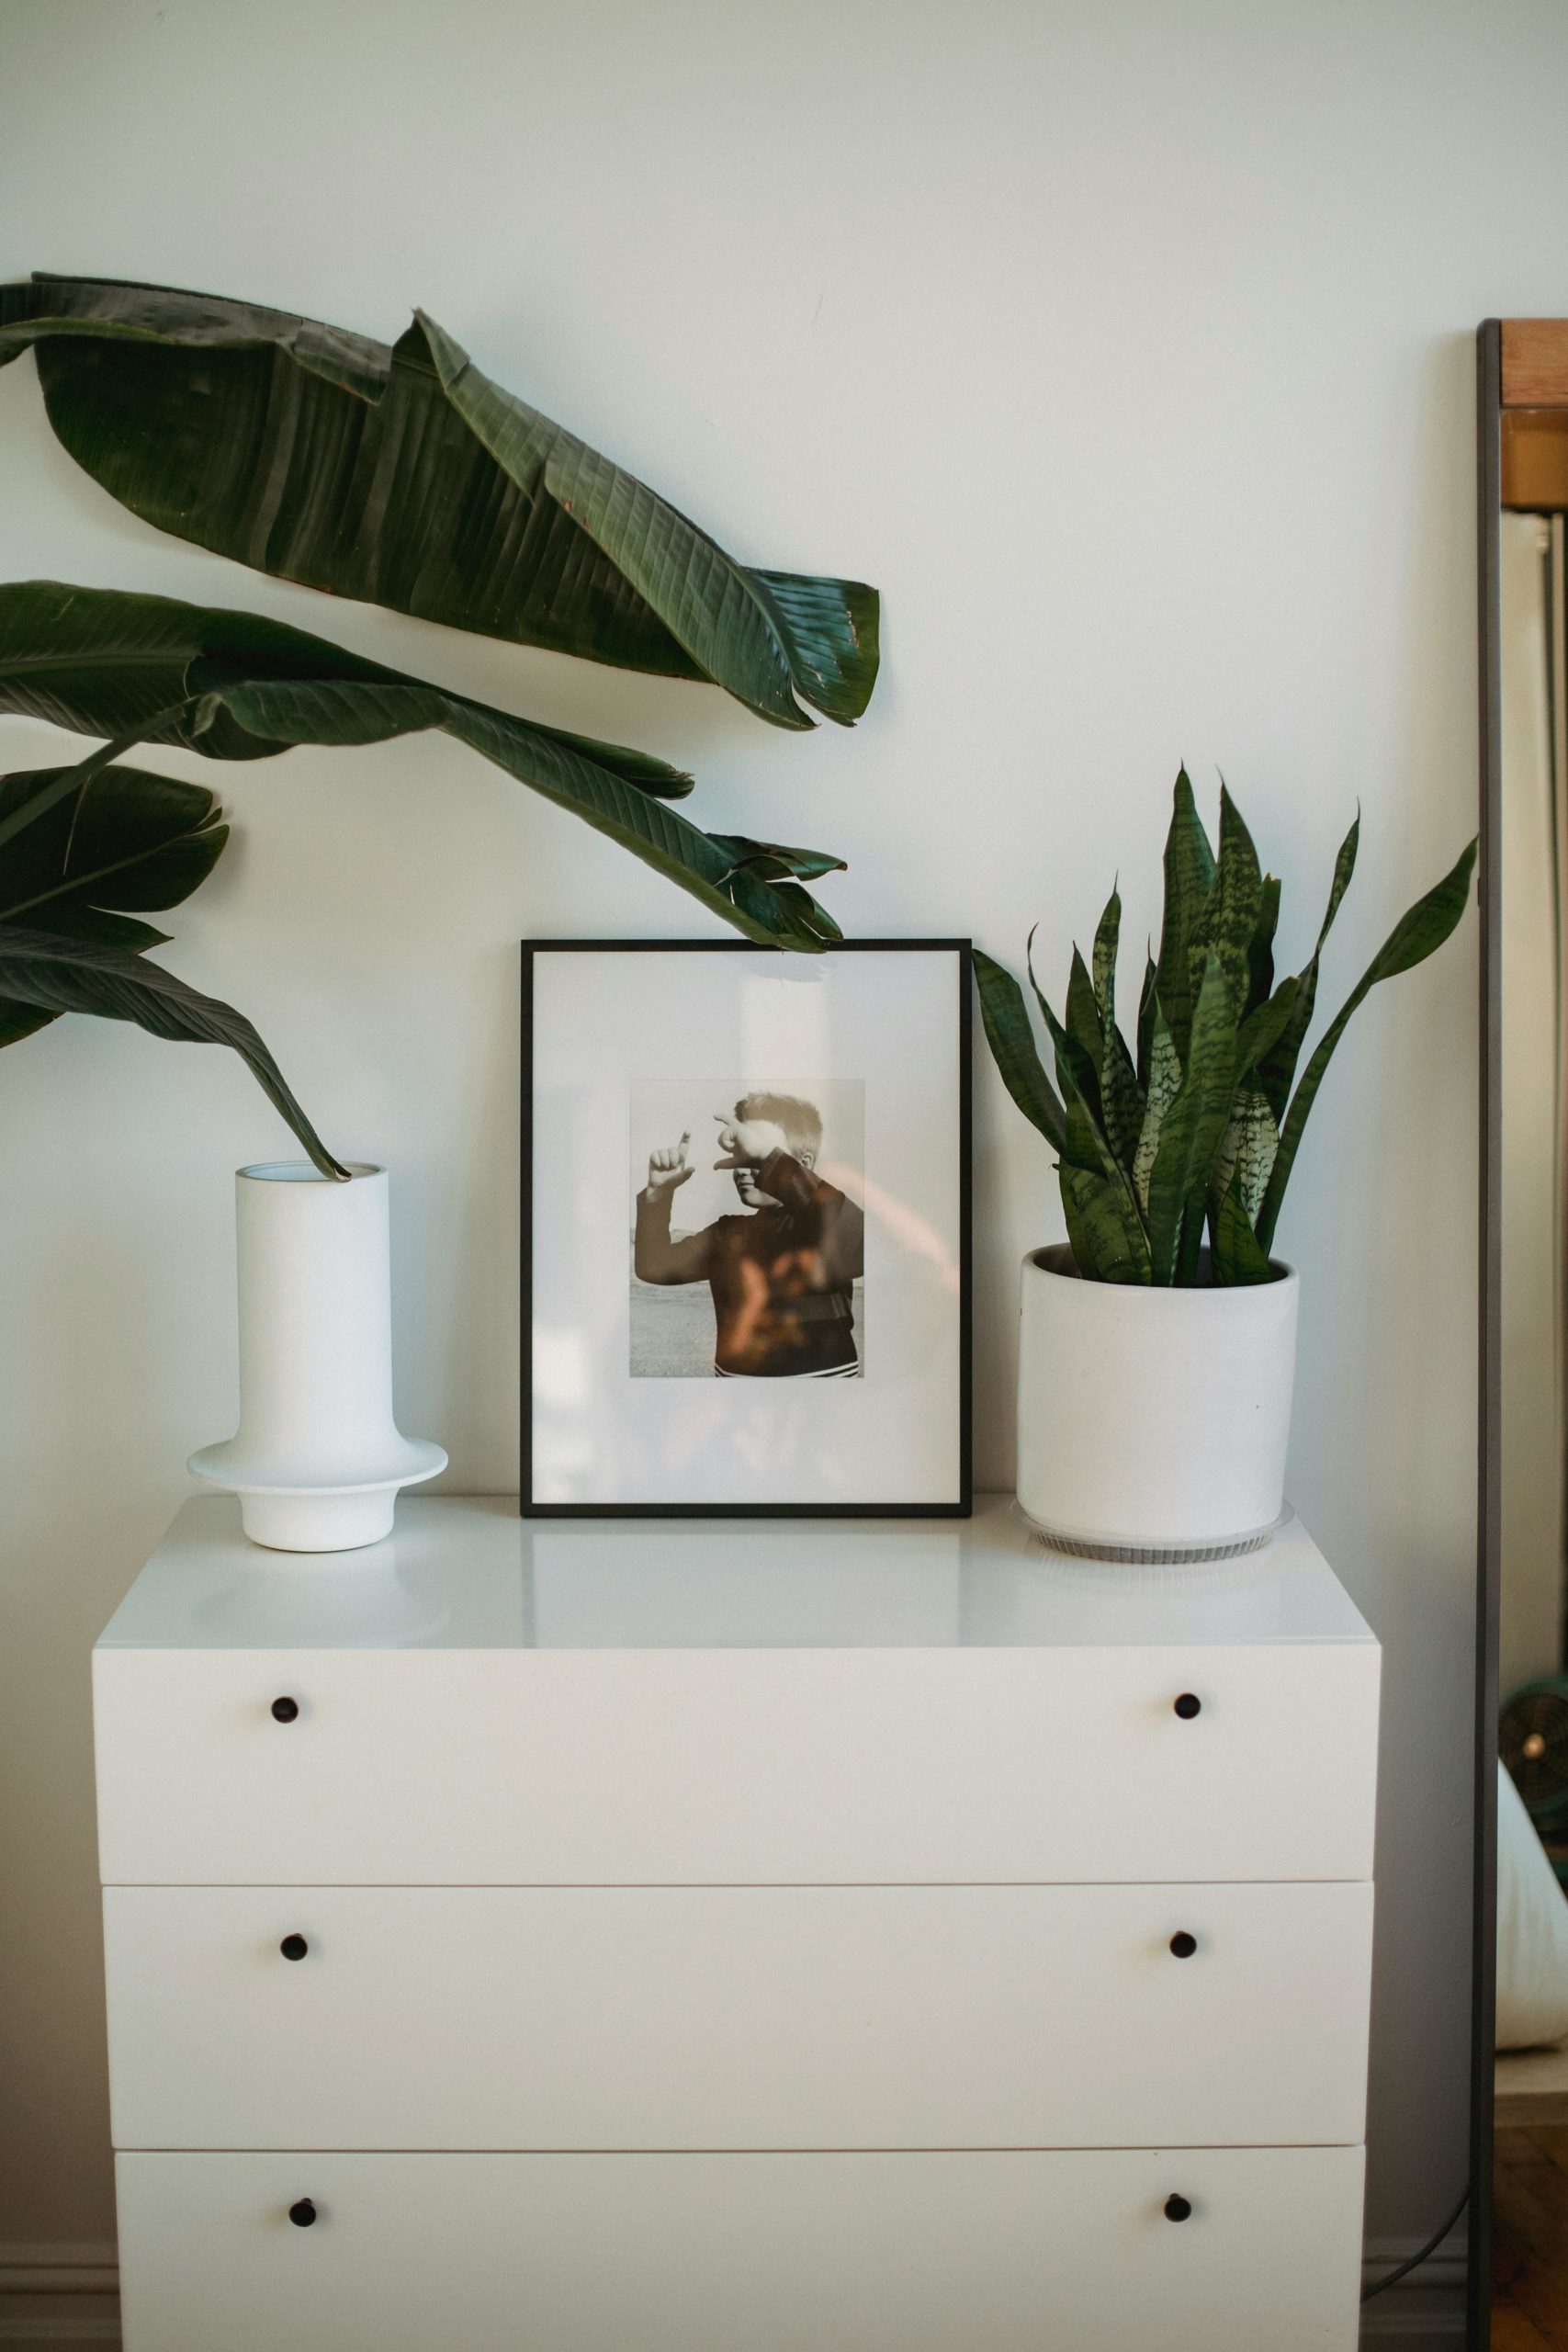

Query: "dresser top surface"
left=96, top=1494, right=1376, bottom=1654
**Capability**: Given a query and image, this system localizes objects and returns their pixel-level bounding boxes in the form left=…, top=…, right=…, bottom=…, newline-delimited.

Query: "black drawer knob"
left=1164, top=2194, right=1192, bottom=2222
left=1168, top=1931, right=1198, bottom=1959
left=279, top=1934, right=309, bottom=1962
left=1172, top=1692, right=1201, bottom=1720
left=270, top=1696, right=299, bottom=1724
left=288, top=2199, right=317, bottom=2228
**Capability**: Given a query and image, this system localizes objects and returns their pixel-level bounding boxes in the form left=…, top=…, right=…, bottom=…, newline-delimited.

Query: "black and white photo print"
left=630, top=1083, right=865, bottom=1379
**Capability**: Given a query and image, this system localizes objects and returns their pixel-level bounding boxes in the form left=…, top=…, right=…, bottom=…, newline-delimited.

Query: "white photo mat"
left=524, top=943, right=970, bottom=1513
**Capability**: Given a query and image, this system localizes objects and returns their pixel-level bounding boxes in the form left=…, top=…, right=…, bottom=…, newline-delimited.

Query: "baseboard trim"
left=0, top=2245, right=119, bottom=2349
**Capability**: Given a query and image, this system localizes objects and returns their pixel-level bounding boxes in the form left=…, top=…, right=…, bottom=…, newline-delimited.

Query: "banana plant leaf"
left=0, top=582, right=845, bottom=951
left=0, top=750, right=227, bottom=1045
left=0, top=922, right=345, bottom=1178
left=0, top=274, right=880, bottom=733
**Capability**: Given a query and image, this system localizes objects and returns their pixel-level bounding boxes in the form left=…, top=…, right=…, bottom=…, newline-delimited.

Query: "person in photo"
left=634, top=1092, right=863, bottom=1376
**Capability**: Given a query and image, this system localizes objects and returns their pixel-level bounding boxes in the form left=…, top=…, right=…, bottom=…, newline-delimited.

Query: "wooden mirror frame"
left=1472, top=316, right=1568, bottom=2345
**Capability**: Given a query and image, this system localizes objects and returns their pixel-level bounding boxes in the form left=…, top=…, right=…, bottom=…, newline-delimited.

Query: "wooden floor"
left=1495, top=2124, right=1568, bottom=2345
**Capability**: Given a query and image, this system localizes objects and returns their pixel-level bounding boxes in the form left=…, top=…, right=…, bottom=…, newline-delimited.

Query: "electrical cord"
left=1359, top=2185, right=1470, bottom=2303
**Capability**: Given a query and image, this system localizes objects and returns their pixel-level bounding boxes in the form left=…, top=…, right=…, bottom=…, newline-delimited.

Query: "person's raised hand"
left=713, top=1114, right=791, bottom=1169
left=646, top=1133, right=694, bottom=1193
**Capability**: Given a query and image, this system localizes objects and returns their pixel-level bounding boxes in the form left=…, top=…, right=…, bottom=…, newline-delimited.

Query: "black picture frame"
left=520, top=937, right=973, bottom=1520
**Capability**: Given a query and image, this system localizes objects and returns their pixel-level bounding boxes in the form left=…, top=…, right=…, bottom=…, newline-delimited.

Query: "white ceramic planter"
left=1015, top=1244, right=1300, bottom=1561
left=189, top=1162, right=446, bottom=1555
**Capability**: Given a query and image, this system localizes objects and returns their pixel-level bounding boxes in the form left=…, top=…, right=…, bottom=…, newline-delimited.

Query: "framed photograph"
left=523, top=940, right=971, bottom=1516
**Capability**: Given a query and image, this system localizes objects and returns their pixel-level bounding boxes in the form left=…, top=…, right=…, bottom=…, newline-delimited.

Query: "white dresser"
left=93, top=1493, right=1379, bottom=2351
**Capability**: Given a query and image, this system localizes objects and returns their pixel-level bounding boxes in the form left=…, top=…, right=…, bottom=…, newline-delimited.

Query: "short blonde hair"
left=737, top=1091, right=822, bottom=1161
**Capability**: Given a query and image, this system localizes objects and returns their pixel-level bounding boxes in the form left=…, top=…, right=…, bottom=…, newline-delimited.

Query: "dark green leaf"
left=0, top=744, right=226, bottom=1046
left=1060, top=1163, right=1150, bottom=1283
left=1248, top=875, right=1280, bottom=1015
left=1211, top=1173, right=1274, bottom=1286
left=1133, top=1003, right=1181, bottom=1220
left=1256, top=837, right=1477, bottom=1250
left=0, top=582, right=845, bottom=951
left=1234, top=976, right=1300, bottom=1088
left=1135, top=952, right=1156, bottom=1092
left=973, top=949, right=1069, bottom=1155
left=1145, top=954, right=1237, bottom=1283
left=1059, top=1165, right=1103, bottom=1280
left=1188, top=784, right=1262, bottom=1018
left=0, top=275, right=879, bottom=731
left=1257, top=812, right=1359, bottom=1119
left=1066, top=941, right=1104, bottom=1077
left=1208, top=1081, right=1279, bottom=1228
left=1154, top=767, right=1214, bottom=1065
left=0, top=924, right=345, bottom=1177
left=1023, top=940, right=1150, bottom=1268
left=0, top=762, right=226, bottom=927
left=1061, top=1089, right=1151, bottom=1282
left=1027, top=947, right=1103, bottom=1157
left=1091, top=888, right=1120, bottom=1030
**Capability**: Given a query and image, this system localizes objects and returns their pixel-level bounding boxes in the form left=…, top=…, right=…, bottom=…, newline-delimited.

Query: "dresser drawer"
left=105, top=1880, right=1372, bottom=2151
left=94, top=1642, right=1378, bottom=1883
left=116, top=2147, right=1363, bottom=2352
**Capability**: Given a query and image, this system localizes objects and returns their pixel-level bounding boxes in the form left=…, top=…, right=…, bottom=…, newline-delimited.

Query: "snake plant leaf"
left=0, top=583, right=846, bottom=952
left=972, top=949, right=1070, bottom=1155
left=1234, top=974, right=1301, bottom=1085
left=1188, top=785, right=1262, bottom=1018
left=1154, top=768, right=1215, bottom=1066
left=1132, top=1004, right=1181, bottom=1221
left=1248, top=875, right=1280, bottom=1014
left=0, top=923, right=345, bottom=1178
left=0, top=275, right=879, bottom=732
left=1028, top=949, right=1104, bottom=1157
left=1062, top=1161, right=1151, bottom=1284
left=1091, top=888, right=1120, bottom=1030
left=1145, top=953, right=1237, bottom=1284
left=1064, top=944, right=1106, bottom=1107
left=1059, top=1165, right=1105, bottom=1282
left=1257, top=812, right=1359, bottom=1119
left=1084, top=887, right=1147, bottom=1177
left=1062, top=1080, right=1151, bottom=1283
left=0, top=756, right=228, bottom=1044
left=1135, top=951, right=1156, bottom=1092
left=1099, top=1031, right=1144, bottom=1185
left=1255, top=836, right=1478, bottom=1251
left=1044, top=998, right=1151, bottom=1276
left=1211, top=1171, right=1274, bottom=1286
left=1209, top=1081, right=1279, bottom=1230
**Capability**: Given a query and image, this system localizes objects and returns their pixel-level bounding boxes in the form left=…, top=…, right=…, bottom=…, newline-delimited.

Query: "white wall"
left=1, top=0, right=1561, bottom=2254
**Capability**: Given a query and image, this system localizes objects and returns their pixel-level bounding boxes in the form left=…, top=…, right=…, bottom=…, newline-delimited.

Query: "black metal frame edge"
left=1470, top=318, right=1503, bottom=2349
left=518, top=938, right=974, bottom=1521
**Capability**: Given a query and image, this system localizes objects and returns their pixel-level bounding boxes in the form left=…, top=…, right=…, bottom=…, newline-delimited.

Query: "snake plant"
left=976, top=771, right=1477, bottom=1285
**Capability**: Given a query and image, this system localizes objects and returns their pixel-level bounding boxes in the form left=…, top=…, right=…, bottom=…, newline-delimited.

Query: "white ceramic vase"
left=189, top=1162, right=446, bottom=1555
left=1015, top=1244, right=1300, bottom=1561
